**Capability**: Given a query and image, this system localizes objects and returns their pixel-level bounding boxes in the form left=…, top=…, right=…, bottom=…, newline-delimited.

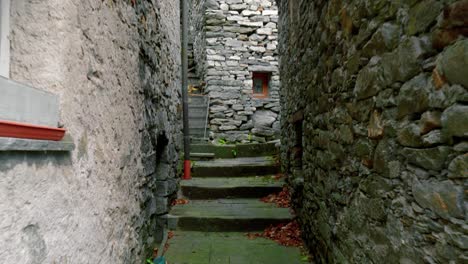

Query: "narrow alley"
left=0, top=0, right=467, bottom=263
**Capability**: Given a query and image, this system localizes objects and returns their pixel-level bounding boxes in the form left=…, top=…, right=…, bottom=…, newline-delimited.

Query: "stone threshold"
left=0, top=136, right=75, bottom=152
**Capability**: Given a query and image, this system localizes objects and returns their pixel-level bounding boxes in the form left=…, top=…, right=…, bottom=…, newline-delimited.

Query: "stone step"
left=188, top=78, right=203, bottom=86
left=188, top=109, right=207, bottom=115
left=190, top=152, right=215, bottom=160
left=189, top=125, right=207, bottom=130
left=189, top=127, right=207, bottom=136
left=189, top=111, right=208, bottom=119
left=192, top=157, right=278, bottom=177
left=190, top=137, right=210, bottom=144
left=181, top=176, right=283, bottom=199
left=189, top=123, right=207, bottom=130
left=188, top=105, right=208, bottom=114
left=188, top=96, right=207, bottom=105
left=169, top=199, right=292, bottom=232
left=191, top=142, right=279, bottom=158
left=188, top=112, right=207, bottom=119
left=188, top=103, right=208, bottom=109
left=189, top=118, right=207, bottom=124
left=164, top=231, right=304, bottom=264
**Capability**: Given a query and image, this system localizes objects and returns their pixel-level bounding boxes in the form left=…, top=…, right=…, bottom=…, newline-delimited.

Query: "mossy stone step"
left=190, top=152, right=215, bottom=160
left=164, top=231, right=304, bottom=264
left=181, top=176, right=284, bottom=199
left=170, top=199, right=292, bottom=232
left=191, top=142, right=278, bottom=158
left=192, top=157, right=279, bottom=177
left=189, top=128, right=206, bottom=137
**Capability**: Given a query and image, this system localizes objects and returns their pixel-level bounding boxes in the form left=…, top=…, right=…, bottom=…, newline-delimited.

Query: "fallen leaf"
left=246, top=220, right=304, bottom=247
left=273, top=173, right=286, bottom=180
left=171, top=198, right=189, bottom=206
left=260, top=186, right=291, bottom=208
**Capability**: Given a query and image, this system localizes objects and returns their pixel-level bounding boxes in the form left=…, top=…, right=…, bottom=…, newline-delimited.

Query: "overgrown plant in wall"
left=217, top=138, right=227, bottom=145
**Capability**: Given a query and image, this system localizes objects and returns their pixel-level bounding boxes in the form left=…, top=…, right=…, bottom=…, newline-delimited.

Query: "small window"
left=252, top=72, right=269, bottom=98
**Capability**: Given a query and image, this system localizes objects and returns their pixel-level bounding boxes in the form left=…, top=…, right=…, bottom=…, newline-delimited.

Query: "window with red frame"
left=252, top=72, right=270, bottom=98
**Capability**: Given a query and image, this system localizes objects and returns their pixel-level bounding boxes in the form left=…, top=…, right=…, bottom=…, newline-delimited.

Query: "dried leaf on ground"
left=245, top=220, right=303, bottom=247
left=154, top=231, right=175, bottom=258
left=168, top=231, right=175, bottom=239
left=273, top=173, right=286, bottom=180
left=260, top=186, right=291, bottom=208
left=245, top=233, right=261, bottom=240
left=171, top=198, right=189, bottom=206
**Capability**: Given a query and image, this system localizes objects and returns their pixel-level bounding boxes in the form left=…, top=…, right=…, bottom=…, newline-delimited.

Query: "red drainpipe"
left=183, top=160, right=191, bottom=180
left=181, top=0, right=191, bottom=180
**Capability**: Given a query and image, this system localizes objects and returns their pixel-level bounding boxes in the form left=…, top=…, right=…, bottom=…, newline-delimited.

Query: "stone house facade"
left=279, top=0, right=468, bottom=263
left=190, top=0, right=281, bottom=143
left=0, top=0, right=181, bottom=262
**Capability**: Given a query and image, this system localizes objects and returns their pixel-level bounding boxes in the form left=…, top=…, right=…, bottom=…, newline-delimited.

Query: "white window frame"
left=0, top=0, right=10, bottom=78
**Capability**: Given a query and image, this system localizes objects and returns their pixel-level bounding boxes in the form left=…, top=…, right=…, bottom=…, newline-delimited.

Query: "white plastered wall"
left=0, top=0, right=10, bottom=78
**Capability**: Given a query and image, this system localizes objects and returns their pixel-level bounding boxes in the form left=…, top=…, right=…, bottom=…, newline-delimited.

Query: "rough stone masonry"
left=190, top=0, right=281, bottom=143
left=0, top=0, right=181, bottom=263
left=279, top=0, right=467, bottom=263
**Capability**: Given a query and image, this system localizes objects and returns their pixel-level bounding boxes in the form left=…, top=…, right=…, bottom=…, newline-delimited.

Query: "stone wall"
left=279, top=0, right=467, bottom=263
left=0, top=0, right=181, bottom=262
left=189, top=0, right=207, bottom=80
left=192, top=0, right=281, bottom=143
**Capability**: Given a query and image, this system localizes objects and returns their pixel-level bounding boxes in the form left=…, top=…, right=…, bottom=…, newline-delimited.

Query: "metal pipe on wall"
left=181, top=0, right=191, bottom=180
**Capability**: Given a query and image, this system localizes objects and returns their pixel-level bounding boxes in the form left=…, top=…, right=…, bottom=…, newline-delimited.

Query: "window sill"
left=0, top=136, right=75, bottom=152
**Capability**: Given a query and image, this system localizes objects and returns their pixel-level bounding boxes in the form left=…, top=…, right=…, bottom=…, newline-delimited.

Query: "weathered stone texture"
left=1, top=0, right=181, bottom=263
left=279, top=0, right=468, bottom=263
left=190, top=0, right=281, bottom=143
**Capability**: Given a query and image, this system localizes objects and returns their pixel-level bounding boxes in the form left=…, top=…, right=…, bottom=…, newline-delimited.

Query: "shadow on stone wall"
left=279, top=0, right=467, bottom=263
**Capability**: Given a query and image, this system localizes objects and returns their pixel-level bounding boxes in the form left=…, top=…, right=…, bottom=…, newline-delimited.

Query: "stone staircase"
left=169, top=143, right=292, bottom=232
left=187, top=41, right=210, bottom=141
left=164, top=143, right=304, bottom=263
left=188, top=95, right=209, bottom=140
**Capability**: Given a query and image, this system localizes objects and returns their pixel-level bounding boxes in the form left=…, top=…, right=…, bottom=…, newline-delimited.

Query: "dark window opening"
left=252, top=72, right=270, bottom=98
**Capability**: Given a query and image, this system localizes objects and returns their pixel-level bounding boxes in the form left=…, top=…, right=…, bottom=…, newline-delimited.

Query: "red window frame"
left=252, top=72, right=269, bottom=98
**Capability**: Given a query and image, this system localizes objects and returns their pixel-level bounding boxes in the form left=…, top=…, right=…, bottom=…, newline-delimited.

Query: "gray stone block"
left=0, top=137, right=75, bottom=152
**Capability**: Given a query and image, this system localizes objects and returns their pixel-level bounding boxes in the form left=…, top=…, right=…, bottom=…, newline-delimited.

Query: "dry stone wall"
left=1, top=0, right=181, bottom=262
left=279, top=0, right=467, bottom=263
left=192, top=0, right=281, bottom=143
left=189, top=0, right=208, bottom=80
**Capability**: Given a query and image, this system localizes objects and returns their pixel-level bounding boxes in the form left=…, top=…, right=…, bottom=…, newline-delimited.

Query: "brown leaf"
left=260, top=186, right=291, bottom=208
left=246, top=221, right=304, bottom=247
left=171, top=198, right=189, bottom=206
